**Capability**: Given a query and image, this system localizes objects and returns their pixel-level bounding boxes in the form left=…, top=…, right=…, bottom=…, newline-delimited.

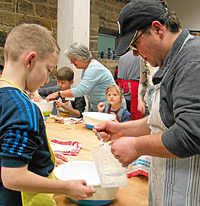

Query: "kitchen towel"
left=50, top=139, right=81, bottom=156
left=126, top=155, right=150, bottom=178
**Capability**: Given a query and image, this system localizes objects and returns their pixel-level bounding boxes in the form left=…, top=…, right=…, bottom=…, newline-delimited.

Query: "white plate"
left=54, top=161, right=101, bottom=186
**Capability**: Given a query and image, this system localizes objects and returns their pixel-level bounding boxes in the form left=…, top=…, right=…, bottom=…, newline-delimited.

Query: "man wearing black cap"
left=94, top=0, right=200, bottom=205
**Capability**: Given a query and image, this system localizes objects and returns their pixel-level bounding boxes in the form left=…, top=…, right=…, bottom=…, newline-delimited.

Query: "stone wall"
left=0, top=0, right=129, bottom=76
left=0, top=0, right=57, bottom=77
left=90, top=0, right=129, bottom=75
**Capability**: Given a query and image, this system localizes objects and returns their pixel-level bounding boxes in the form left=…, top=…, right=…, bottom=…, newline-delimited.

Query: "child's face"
left=26, top=51, right=59, bottom=92
left=106, top=89, right=122, bottom=106
left=57, top=80, right=72, bottom=90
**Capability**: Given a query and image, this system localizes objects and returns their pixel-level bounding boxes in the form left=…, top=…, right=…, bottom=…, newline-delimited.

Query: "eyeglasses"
left=69, top=58, right=76, bottom=63
left=129, top=29, right=146, bottom=51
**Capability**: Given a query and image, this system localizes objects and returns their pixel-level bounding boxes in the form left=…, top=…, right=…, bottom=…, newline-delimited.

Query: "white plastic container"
left=33, top=100, right=54, bottom=116
left=82, top=112, right=116, bottom=129
left=92, top=145, right=127, bottom=188
left=54, top=161, right=119, bottom=206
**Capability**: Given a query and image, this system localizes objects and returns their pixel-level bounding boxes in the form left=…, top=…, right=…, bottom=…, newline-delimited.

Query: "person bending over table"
left=33, top=66, right=86, bottom=118
left=94, top=0, right=200, bottom=205
left=46, top=42, right=118, bottom=112
left=0, top=23, right=95, bottom=206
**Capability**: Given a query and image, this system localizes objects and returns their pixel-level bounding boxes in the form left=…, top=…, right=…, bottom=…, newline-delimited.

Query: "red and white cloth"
left=50, top=139, right=81, bottom=156
left=126, top=155, right=150, bottom=178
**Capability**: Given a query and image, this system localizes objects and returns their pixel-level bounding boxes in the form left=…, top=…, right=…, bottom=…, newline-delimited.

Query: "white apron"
left=148, top=84, right=200, bottom=206
left=57, top=97, right=73, bottom=116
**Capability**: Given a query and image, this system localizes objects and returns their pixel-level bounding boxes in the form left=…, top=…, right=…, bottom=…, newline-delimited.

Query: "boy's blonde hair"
left=56, top=67, right=74, bottom=82
left=4, top=23, right=60, bottom=62
left=106, top=85, right=123, bottom=102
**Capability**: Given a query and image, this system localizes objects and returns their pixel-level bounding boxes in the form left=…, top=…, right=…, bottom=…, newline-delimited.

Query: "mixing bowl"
left=33, top=100, right=54, bottom=116
left=82, top=112, right=116, bottom=129
left=54, top=161, right=119, bottom=206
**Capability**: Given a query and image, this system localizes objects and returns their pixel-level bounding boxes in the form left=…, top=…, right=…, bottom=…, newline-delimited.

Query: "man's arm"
left=110, top=132, right=179, bottom=167
left=93, top=116, right=151, bottom=142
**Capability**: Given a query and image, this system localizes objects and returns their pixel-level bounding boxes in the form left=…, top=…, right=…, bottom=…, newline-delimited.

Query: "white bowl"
left=33, top=100, right=54, bottom=116
left=82, top=112, right=116, bottom=130
left=54, top=161, right=119, bottom=206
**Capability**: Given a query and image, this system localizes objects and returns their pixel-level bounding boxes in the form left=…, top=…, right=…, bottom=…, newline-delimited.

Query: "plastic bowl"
left=54, top=161, right=119, bottom=206
left=82, top=112, right=116, bottom=130
left=33, top=100, right=54, bottom=116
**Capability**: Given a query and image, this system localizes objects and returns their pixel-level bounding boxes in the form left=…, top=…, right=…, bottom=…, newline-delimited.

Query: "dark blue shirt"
left=0, top=87, right=54, bottom=205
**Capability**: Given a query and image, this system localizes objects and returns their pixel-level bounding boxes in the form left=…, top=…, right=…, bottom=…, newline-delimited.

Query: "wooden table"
left=45, top=118, right=148, bottom=206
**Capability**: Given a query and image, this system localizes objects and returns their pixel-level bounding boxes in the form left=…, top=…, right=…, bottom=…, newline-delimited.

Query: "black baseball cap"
left=115, top=0, right=167, bottom=56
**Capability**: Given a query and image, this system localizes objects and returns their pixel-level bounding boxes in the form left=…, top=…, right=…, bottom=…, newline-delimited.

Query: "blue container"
left=69, top=198, right=114, bottom=206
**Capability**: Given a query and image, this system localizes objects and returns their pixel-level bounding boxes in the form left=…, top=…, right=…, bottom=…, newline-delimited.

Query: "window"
left=98, top=33, right=116, bottom=52
left=98, top=33, right=119, bottom=59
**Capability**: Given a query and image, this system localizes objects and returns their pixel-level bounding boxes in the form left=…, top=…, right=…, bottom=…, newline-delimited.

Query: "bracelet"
left=58, top=91, right=61, bottom=97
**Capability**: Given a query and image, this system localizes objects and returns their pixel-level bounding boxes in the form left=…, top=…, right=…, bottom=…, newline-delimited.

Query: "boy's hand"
left=54, top=100, right=64, bottom=108
left=54, top=151, right=68, bottom=167
left=46, top=92, right=58, bottom=102
left=32, top=91, right=42, bottom=102
left=97, top=102, right=105, bottom=112
left=65, top=180, right=95, bottom=201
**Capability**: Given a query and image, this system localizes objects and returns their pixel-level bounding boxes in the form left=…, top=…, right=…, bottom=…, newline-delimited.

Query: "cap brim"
left=115, top=32, right=137, bottom=56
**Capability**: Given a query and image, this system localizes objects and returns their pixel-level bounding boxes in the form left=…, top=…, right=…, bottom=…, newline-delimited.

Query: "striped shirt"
left=0, top=87, right=54, bottom=205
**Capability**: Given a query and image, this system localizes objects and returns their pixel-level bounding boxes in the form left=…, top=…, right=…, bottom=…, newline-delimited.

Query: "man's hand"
left=93, top=121, right=122, bottom=142
left=110, top=137, right=140, bottom=167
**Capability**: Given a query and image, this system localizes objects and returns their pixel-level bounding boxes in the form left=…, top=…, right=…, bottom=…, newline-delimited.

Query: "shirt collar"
left=153, top=29, right=190, bottom=85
